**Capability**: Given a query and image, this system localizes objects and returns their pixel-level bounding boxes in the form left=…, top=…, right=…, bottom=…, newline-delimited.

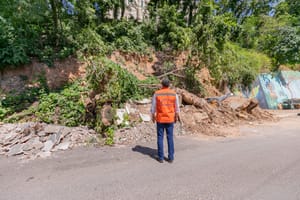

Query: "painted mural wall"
left=245, top=71, right=300, bottom=109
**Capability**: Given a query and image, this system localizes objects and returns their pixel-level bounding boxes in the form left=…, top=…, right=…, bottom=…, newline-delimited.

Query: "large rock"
left=22, top=137, right=39, bottom=151
left=42, top=140, right=55, bottom=152
left=55, top=141, right=70, bottom=151
left=48, top=132, right=62, bottom=145
left=43, top=125, right=63, bottom=134
left=7, top=144, right=24, bottom=156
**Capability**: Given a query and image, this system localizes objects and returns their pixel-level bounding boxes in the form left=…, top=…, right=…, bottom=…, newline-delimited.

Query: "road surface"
left=0, top=112, right=300, bottom=200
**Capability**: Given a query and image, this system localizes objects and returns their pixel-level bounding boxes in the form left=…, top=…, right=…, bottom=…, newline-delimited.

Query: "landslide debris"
left=113, top=89, right=275, bottom=145
left=0, top=123, right=99, bottom=160
left=0, top=51, right=276, bottom=159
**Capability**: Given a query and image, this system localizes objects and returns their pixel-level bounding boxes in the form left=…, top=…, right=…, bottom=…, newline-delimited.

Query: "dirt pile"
left=0, top=123, right=98, bottom=159
left=181, top=99, right=274, bottom=136
left=113, top=88, right=276, bottom=144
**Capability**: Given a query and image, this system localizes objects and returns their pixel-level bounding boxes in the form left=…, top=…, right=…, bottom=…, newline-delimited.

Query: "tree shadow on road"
left=132, top=145, right=157, bottom=161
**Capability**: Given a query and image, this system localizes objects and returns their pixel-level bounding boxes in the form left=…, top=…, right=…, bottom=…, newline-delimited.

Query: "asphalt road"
left=1, top=113, right=300, bottom=200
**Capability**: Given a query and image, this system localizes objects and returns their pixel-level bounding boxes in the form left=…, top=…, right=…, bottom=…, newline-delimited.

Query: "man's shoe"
left=157, top=158, right=164, bottom=163
left=166, top=158, right=174, bottom=163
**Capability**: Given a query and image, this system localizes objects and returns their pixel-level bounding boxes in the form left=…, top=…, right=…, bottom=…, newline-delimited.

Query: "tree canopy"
left=0, top=0, right=299, bottom=75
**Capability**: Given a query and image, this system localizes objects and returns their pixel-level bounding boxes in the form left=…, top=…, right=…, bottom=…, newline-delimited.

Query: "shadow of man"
left=132, top=145, right=157, bottom=160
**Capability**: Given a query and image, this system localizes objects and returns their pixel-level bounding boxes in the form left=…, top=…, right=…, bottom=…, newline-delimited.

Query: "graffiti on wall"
left=248, top=71, right=300, bottom=109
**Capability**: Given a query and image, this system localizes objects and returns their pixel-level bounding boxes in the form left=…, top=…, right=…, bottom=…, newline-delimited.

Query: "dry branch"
left=157, top=68, right=185, bottom=79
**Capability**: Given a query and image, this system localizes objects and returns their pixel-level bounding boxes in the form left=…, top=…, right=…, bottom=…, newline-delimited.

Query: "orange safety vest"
left=155, top=87, right=177, bottom=123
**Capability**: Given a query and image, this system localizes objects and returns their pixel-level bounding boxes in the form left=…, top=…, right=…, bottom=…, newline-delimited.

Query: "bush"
left=0, top=87, right=43, bottom=121
left=184, top=67, right=206, bottom=96
left=34, top=81, right=87, bottom=126
left=97, top=21, right=149, bottom=53
left=211, top=42, right=272, bottom=88
left=151, top=5, right=192, bottom=50
left=75, top=28, right=109, bottom=56
left=0, top=17, right=29, bottom=69
left=86, top=57, right=149, bottom=104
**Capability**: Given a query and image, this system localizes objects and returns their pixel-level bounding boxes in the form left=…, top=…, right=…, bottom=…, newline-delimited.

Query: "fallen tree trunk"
left=176, top=88, right=214, bottom=114
left=236, top=98, right=258, bottom=114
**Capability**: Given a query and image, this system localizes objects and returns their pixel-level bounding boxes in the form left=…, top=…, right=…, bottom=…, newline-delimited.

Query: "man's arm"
left=150, top=94, right=156, bottom=123
left=175, top=94, right=180, bottom=122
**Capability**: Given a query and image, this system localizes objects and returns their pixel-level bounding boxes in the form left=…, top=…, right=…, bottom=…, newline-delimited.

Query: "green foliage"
left=104, top=126, right=115, bottom=145
left=216, top=0, right=275, bottom=22
left=86, top=57, right=151, bottom=104
left=97, top=21, right=148, bottom=53
left=34, top=81, right=87, bottom=126
left=211, top=42, right=272, bottom=87
left=0, top=0, right=298, bottom=71
left=184, top=67, right=206, bottom=96
left=75, top=28, right=109, bottom=57
left=237, top=16, right=260, bottom=49
left=0, top=17, right=29, bottom=68
left=150, top=4, right=192, bottom=50
left=260, top=26, right=300, bottom=66
left=192, top=5, right=237, bottom=64
left=139, top=76, right=160, bottom=97
left=1, top=88, right=39, bottom=111
left=0, top=72, right=49, bottom=120
left=86, top=57, right=158, bottom=141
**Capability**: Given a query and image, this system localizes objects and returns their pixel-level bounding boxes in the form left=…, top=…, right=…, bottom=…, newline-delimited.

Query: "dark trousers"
left=157, top=122, right=174, bottom=161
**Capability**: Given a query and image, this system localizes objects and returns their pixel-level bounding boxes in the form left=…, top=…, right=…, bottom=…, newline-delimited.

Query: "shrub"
left=34, top=81, right=87, bottom=126
left=86, top=57, right=146, bottom=104
left=75, top=28, right=109, bottom=56
left=151, top=5, right=192, bottom=50
left=211, top=42, right=272, bottom=88
left=0, top=87, right=43, bottom=121
left=97, top=21, right=149, bottom=53
left=0, top=17, right=29, bottom=69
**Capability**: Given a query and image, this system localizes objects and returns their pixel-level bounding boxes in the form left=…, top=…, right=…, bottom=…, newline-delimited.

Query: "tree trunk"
left=176, top=88, right=214, bottom=114
left=49, top=0, right=59, bottom=45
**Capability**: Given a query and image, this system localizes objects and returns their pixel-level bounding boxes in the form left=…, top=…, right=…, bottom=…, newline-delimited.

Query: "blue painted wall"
left=248, top=71, right=300, bottom=109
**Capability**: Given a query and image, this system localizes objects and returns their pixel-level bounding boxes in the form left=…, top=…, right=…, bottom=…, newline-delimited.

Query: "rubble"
left=116, top=109, right=127, bottom=125
left=134, top=98, right=152, bottom=105
left=0, top=123, right=98, bottom=159
left=0, top=90, right=276, bottom=158
left=113, top=91, right=276, bottom=144
left=139, top=113, right=151, bottom=122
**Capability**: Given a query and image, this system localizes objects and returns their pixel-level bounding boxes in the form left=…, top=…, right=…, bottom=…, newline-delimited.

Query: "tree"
left=150, top=4, right=192, bottom=50
left=192, top=0, right=236, bottom=65
left=263, top=26, right=300, bottom=65
left=216, top=0, right=277, bottom=23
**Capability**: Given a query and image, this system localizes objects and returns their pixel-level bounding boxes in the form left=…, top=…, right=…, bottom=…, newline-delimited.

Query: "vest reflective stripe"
left=155, top=88, right=176, bottom=123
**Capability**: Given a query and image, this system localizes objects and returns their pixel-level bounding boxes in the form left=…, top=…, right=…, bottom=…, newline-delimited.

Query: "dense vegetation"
left=1, top=0, right=299, bottom=73
left=0, top=0, right=299, bottom=140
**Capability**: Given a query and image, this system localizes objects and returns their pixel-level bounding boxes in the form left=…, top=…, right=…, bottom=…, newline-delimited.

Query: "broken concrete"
left=0, top=123, right=99, bottom=159
left=116, top=109, right=127, bottom=125
left=139, top=113, right=151, bottom=122
left=7, top=144, right=24, bottom=156
left=134, top=99, right=151, bottom=105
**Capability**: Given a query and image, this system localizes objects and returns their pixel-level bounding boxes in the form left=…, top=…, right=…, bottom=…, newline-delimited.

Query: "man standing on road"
left=151, top=78, right=180, bottom=163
